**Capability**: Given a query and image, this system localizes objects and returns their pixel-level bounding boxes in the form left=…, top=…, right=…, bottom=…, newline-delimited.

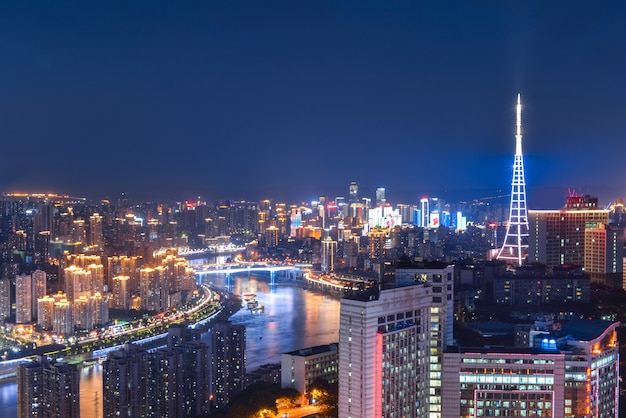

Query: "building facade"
left=338, top=284, right=432, bottom=418
left=443, top=320, right=620, bottom=418
left=529, top=196, right=610, bottom=269
left=281, top=343, right=338, bottom=404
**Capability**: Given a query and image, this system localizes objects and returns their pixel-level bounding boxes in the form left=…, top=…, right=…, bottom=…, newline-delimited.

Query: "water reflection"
left=207, top=274, right=340, bottom=370
left=0, top=272, right=340, bottom=417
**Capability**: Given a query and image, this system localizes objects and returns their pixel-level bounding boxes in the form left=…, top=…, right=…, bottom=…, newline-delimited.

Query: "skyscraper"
left=375, top=187, right=386, bottom=207
left=18, top=357, right=80, bottom=418
left=103, top=344, right=149, bottom=418
left=497, top=94, right=529, bottom=265
left=103, top=326, right=210, bottom=418
left=420, top=197, right=429, bottom=228
left=15, top=274, right=32, bottom=324
left=210, top=321, right=246, bottom=411
left=338, top=283, right=432, bottom=418
left=89, top=212, right=103, bottom=249
left=529, top=195, right=610, bottom=270
left=0, top=277, right=11, bottom=322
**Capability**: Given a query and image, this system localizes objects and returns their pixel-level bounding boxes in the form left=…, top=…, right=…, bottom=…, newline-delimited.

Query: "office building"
left=529, top=195, right=609, bottom=268
left=493, top=265, right=590, bottom=305
left=584, top=222, right=623, bottom=286
left=443, top=320, right=620, bottom=418
left=375, top=187, right=386, bottom=207
left=394, top=260, right=455, bottom=417
left=281, top=343, right=338, bottom=404
left=338, top=283, right=432, bottom=418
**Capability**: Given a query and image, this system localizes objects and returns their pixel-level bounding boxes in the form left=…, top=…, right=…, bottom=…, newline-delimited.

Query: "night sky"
left=1, top=2, right=625, bottom=208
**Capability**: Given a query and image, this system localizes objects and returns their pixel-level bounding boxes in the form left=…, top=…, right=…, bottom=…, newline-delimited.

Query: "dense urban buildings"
left=17, top=357, right=80, bottom=418
left=0, top=176, right=623, bottom=417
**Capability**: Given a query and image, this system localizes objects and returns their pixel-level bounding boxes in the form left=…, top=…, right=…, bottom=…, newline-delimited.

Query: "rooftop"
left=557, top=320, right=618, bottom=342
left=284, top=343, right=338, bottom=357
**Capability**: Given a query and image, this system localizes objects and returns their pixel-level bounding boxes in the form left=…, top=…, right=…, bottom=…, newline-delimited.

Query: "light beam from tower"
left=497, top=94, right=529, bottom=265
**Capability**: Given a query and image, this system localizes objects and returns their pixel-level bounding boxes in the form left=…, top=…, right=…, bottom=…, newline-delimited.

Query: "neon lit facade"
left=443, top=320, right=620, bottom=418
left=497, top=94, right=529, bottom=265
left=338, top=284, right=432, bottom=418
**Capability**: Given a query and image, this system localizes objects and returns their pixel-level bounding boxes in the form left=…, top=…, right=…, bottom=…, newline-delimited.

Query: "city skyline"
left=1, top=3, right=625, bottom=207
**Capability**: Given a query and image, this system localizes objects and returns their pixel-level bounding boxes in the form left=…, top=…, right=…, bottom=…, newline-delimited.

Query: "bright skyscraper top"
left=497, top=94, right=529, bottom=265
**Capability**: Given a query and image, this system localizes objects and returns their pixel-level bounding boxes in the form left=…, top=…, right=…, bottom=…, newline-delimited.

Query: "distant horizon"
left=1, top=183, right=619, bottom=211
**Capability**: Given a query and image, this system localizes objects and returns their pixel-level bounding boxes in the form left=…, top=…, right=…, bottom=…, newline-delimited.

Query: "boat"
left=250, top=304, right=264, bottom=314
left=242, top=292, right=256, bottom=301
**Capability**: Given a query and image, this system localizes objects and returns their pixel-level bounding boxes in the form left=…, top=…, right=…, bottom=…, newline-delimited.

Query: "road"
left=278, top=404, right=323, bottom=418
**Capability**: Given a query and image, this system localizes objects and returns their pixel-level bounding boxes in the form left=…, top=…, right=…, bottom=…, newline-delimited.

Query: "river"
left=0, top=271, right=341, bottom=417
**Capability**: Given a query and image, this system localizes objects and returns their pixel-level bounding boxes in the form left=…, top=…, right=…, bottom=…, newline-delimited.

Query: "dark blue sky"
left=0, top=2, right=625, bottom=208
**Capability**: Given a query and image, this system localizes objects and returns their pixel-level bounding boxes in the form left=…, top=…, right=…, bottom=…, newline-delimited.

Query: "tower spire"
left=497, top=94, right=529, bottom=266
left=516, top=93, right=522, bottom=155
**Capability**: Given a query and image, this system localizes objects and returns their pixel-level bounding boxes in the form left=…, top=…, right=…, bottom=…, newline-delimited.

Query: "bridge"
left=194, top=262, right=301, bottom=286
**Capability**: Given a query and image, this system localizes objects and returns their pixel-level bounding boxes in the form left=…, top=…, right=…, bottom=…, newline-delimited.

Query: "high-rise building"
left=584, top=222, right=623, bottom=286
left=420, top=197, right=429, bottom=228
left=41, top=361, right=81, bottom=418
left=349, top=182, right=359, bottom=203
left=37, top=295, right=55, bottom=330
left=320, top=237, right=337, bottom=272
left=53, top=298, right=73, bottom=336
left=103, top=344, right=149, bottom=418
left=17, top=357, right=45, bottom=418
left=103, top=326, right=210, bottom=418
left=15, top=274, right=32, bottom=324
left=394, top=261, right=455, bottom=417
left=111, top=275, right=131, bottom=310
left=529, top=195, right=610, bottom=269
left=210, top=321, right=246, bottom=411
left=90, top=292, right=109, bottom=327
left=497, top=94, right=529, bottom=265
left=338, top=283, right=433, bottom=418
left=31, top=270, right=46, bottom=319
left=0, top=277, right=11, bottom=322
left=107, top=255, right=140, bottom=295
left=73, top=296, right=93, bottom=332
left=139, top=266, right=167, bottom=311
left=71, top=219, right=86, bottom=244
left=443, top=320, right=620, bottom=418
left=18, top=357, right=80, bottom=418
left=375, top=187, right=386, bottom=207
left=89, top=212, right=103, bottom=249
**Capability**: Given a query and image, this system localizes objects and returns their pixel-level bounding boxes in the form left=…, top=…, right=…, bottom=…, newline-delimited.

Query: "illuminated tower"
left=497, top=94, right=529, bottom=265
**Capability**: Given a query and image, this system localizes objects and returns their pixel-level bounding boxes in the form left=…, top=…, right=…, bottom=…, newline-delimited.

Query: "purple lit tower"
left=497, top=94, right=529, bottom=265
